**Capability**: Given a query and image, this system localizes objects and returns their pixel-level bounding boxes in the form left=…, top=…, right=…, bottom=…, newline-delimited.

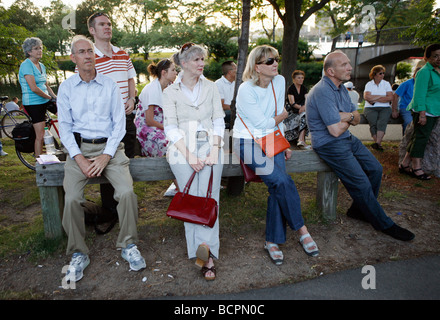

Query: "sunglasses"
left=89, top=12, right=110, bottom=21
left=377, top=72, right=385, bottom=75
left=181, top=42, right=195, bottom=54
left=157, top=59, right=170, bottom=69
left=257, top=57, right=280, bottom=65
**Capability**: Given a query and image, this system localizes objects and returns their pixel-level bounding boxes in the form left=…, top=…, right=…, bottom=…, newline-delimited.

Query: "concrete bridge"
left=337, top=44, right=424, bottom=92
left=333, top=27, right=424, bottom=93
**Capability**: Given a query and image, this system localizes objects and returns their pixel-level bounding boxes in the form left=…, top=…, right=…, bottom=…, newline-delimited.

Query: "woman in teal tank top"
left=18, top=37, right=57, bottom=157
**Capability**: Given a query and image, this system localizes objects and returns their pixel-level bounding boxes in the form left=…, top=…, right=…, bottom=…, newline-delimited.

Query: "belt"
left=81, top=137, right=108, bottom=144
left=73, top=132, right=108, bottom=145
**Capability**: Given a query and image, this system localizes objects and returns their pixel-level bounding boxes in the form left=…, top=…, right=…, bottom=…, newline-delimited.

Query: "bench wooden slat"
left=36, top=151, right=332, bottom=187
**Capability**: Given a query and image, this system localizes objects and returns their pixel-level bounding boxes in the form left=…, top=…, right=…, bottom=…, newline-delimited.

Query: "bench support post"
left=39, top=186, right=64, bottom=239
left=316, top=171, right=339, bottom=220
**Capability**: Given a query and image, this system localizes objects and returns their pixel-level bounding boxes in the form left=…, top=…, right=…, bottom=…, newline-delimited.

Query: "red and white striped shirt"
left=94, top=45, right=136, bottom=102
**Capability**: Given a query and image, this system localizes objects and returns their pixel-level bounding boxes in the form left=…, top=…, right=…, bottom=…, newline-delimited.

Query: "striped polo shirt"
left=94, top=45, right=136, bottom=102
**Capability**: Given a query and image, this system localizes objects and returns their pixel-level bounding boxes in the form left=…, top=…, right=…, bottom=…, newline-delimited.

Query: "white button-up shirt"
left=57, top=72, right=126, bottom=159
left=215, top=76, right=235, bottom=105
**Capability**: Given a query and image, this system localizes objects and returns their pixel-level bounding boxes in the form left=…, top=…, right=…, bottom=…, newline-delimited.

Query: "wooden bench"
left=36, top=151, right=339, bottom=239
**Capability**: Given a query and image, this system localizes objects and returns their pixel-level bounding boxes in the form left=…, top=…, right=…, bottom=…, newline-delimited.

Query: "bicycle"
left=16, top=109, right=63, bottom=171
left=0, top=96, right=31, bottom=138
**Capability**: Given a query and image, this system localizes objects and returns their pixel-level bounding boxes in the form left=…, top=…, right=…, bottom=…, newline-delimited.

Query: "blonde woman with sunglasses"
left=232, top=45, right=319, bottom=266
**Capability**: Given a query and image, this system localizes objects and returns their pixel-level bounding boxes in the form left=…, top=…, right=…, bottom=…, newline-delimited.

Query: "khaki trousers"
left=62, top=142, right=138, bottom=255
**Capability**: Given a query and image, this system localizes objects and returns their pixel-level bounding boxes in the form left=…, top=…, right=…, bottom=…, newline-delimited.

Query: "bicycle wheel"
left=16, top=149, right=36, bottom=171
left=16, top=135, right=62, bottom=171
left=1, top=110, right=31, bottom=138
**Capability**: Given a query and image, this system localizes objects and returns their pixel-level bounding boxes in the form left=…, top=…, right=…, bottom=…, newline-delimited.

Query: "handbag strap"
left=182, top=166, right=214, bottom=199
left=236, top=80, right=281, bottom=142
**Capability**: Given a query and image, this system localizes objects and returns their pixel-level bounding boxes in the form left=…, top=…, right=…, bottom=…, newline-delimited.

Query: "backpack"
left=82, top=200, right=118, bottom=235
left=12, top=121, right=36, bottom=153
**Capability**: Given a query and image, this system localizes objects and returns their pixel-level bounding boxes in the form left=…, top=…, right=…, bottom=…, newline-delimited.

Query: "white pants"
left=167, top=138, right=223, bottom=259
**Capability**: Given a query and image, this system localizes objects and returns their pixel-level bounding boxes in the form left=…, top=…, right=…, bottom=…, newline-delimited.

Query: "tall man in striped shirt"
left=87, top=12, right=138, bottom=214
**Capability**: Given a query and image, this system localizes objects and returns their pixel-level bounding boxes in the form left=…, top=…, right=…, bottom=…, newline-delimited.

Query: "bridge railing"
left=333, top=26, right=412, bottom=48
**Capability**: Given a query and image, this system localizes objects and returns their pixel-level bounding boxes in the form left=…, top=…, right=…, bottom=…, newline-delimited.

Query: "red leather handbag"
left=166, top=167, right=218, bottom=228
left=239, top=158, right=263, bottom=183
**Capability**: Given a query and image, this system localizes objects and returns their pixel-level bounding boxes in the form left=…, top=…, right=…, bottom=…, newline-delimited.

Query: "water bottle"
left=43, top=127, right=56, bottom=155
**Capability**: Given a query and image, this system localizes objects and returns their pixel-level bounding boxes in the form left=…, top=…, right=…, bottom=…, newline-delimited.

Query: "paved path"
left=158, top=254, right=440, bottom=301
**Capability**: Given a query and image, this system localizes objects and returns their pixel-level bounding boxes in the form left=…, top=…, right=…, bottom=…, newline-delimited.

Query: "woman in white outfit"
left=162, top=43, right=225, bottom=281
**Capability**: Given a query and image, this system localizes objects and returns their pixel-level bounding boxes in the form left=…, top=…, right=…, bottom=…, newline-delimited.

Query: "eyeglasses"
left=377, top=72, right=385, bottom=75
left=181, top=42, right=195, bottom=54
left=256, top=57, right=280, bottom=65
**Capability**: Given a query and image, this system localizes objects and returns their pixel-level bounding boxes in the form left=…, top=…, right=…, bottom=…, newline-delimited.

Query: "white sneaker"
left=121, top=244, right=146, bottom=271
left=164, top=182, right=178, bottom=197
left=0, top=150, right=8, bottom=156
left=66, top=252, right=90, bottom=282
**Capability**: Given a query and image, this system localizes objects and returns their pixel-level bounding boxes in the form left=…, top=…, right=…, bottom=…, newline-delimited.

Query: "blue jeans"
left=234, top=138, right=304, bottom=244
left=314, top=135, right=394, bottom=230
left=400, top=108, right=413, bottom=135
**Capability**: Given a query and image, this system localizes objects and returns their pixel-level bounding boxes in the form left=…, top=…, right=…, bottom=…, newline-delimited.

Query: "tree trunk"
left=226, top=0, right=251, bottom=196
left=280, top=0, right=300, bottom=90
left=230, top=0, right=250, bottom=131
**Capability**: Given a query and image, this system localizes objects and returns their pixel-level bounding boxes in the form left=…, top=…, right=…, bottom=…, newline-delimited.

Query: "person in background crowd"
left=215, top=61, right=237, bottom=129
left=363, top=65, right=393, bottom=151
left=87, top=12, right=137, bottom=217
left=19, top=37, right=57, bottom=158
left=284, top=70, right=311, bottom=149
left=0, top=140, right=8, bottom=156
left=344, top=81, right=359, bottom=109
left=392, top=61, right=426, bottom=135
left=134, top=58, right=179, bottom=196
left=399, top=44, right=440, bottom=181
left=5, top=97, right=20, bottom=112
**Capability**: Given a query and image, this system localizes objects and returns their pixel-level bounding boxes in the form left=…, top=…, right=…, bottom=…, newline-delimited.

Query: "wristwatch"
left=349, top=112, right=354, bottom=123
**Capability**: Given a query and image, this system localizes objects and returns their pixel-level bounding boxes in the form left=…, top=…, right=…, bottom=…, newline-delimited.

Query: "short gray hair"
left=71, top=35, right=94, bottom=54
left=172, top=43, right=207, bottom=68
left=22, top=37, right=43, bottom=58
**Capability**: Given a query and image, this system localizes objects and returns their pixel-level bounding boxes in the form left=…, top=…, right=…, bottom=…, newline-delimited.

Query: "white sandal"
left=264, top=242, right=283, bottom=265
left=299, top=233, right=319, bottom=257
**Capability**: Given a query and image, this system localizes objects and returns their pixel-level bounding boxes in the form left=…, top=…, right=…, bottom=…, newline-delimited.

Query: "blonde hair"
left=243, top=45, right=279, bottom=85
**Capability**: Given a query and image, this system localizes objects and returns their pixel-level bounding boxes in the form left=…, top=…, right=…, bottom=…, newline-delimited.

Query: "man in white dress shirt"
left=57, top=35, right=145, bottom=283
left=215, top=61, right=236, bottom=128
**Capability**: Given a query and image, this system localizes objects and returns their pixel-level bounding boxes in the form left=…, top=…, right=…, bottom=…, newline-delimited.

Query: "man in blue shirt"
left=58, top=35, right=146, bottom=283
left=392, top=62, right=425, bottom=135
left=306, top=51, right=414, bottom=241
